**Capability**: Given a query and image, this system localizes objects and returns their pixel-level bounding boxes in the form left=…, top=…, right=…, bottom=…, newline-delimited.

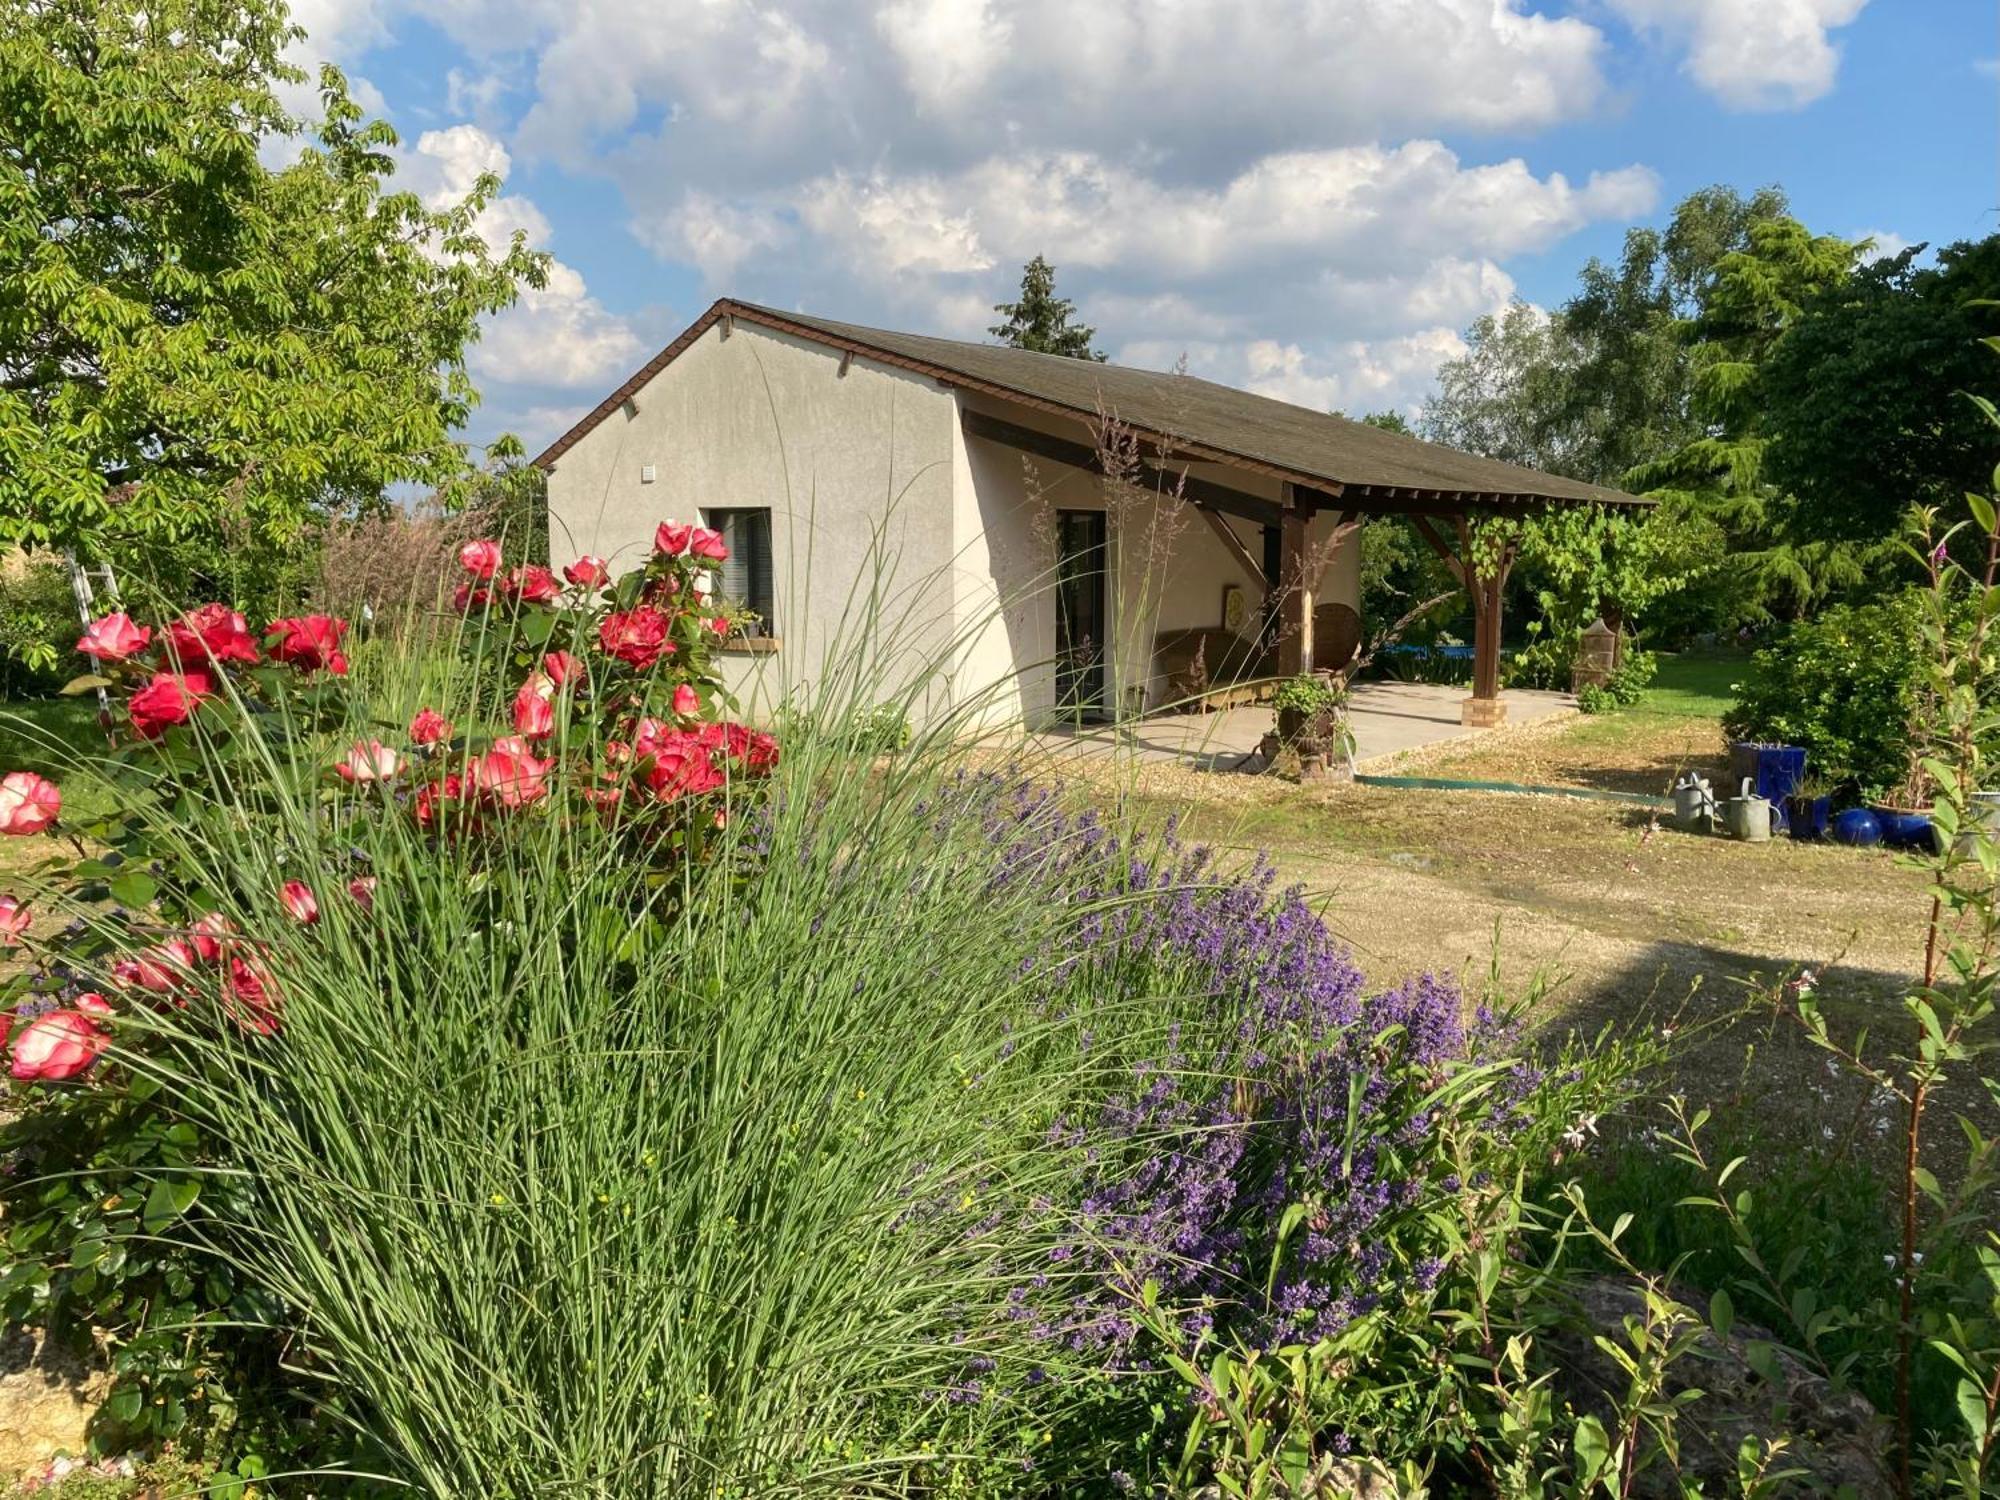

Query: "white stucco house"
left=535, top=299, right=1639, bottom=730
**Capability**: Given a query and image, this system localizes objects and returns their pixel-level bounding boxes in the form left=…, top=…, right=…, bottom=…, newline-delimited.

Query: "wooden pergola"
left=960, top=409, right=1561, bottom=727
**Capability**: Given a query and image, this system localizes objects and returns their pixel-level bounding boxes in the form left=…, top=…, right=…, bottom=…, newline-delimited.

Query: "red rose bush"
left=5, top=524, right=773, bottom=1085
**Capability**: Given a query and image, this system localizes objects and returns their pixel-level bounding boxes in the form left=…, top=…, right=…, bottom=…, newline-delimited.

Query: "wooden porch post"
left=1411, top=514, right=1517, bottom=728
left=1457, top=517, right=1517, bottom=727
left=1275, top=489, right=1313, bottom=677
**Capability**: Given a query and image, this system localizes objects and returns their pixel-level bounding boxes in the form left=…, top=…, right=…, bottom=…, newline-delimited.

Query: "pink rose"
left=511, top=677, right=556, bottom=740
left=501, top=565, right=561, bottom=605
left=542, top=651, right=583, bottom=687
left=672, top=683, right=700, bottom=717
left=77, top=612, right=152, bottom=663
left=409, top=708, right=453, bottom=746
left=564, top=555, right=610, bottom=589
left=112, top=940, right=198, bottom=994
left=710, top=617, right=732, bottom=637
left=414, top=772, right=469, bottom=830
left=189, top=912, right=235, bottom=963
left=653, top=522, right=691, bottom=557
left=166, top=604, right=260, bottom=667
left=335, top=739, right=404, bottom=782
left=452, top=582, right=490, bottom=613
left=472, top=736, right=553, bottom=809
left=280, top=881, right=319, bottom=925
left=0, top=772, right=60, bottom=835
left=225, top=957, right=280, bottom=1035
left=0, top=895, right=29, bottom=947
left=348, top=876, right=377, bottom=912
left=640, top=728, right=724, bottom=802
left=128, top=671, right=212, bottom=740
left=9, top=999, right=111, bottom=1082
left=599, top=608, right=673, bottom=670
left=459, top=539, right=503, bottom=579
left=266, top=616, right=350, bottom=676
left=689, top=526, right=728, bottom=562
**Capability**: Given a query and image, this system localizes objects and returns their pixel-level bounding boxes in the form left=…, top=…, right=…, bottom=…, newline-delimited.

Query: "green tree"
left=989, top=256, right=1104, bottom=361
left=1762, top=236, right=2000, bottom=543
left=1420, top=301, right=1588, bottom=476
left=0, top=0, right=545, bottom=567
left=1554, top=185, right=1791, bottom=484
left=1424, top=187, right=1794, bottom=492
left=1628, top=216, right=1865, bottom=625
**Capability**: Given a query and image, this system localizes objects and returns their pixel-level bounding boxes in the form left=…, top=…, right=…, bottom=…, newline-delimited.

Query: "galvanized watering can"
left=1671, top=773, right=1717, bottom=833
left=1720, top=778, right=1774, bottom=842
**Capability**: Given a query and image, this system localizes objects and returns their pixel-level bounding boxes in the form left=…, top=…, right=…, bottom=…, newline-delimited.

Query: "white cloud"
left=271, top=0, right=1671, bottom=442
left=500, top=0, right=1612, bottom=172
left=472, top=263, right=649, bottom=389
left=1853, top=228, right=1909, bottom=264
left=1607, top=0, right=1869, bottom=110
left=401, top=128, right=647, bottom=391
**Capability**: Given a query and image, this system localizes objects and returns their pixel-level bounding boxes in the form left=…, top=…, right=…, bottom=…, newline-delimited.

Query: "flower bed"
left=1, top=525, right=1629, bottom=1495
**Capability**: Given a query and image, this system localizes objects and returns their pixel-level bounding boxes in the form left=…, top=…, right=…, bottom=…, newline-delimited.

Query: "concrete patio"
left=1034, top=681, right=1575, bottom=773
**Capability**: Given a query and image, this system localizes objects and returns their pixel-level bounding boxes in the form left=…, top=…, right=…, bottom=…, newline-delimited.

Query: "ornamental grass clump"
left=3, top=519, right=1587, bottom=1495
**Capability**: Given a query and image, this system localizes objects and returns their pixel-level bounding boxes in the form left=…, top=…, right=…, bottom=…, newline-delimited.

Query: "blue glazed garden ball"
left=1833, top=808, right=1882, bottom=847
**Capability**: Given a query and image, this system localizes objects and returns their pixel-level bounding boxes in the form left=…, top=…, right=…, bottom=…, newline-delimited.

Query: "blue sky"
left=292, top=0, right=1999, bottom=452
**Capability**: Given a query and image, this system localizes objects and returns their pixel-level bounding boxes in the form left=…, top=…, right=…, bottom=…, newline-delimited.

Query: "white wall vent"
left=640, top=464, right=657, bottom=484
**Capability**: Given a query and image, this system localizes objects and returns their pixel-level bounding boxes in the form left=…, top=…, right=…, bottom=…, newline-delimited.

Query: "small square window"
left=701, top=508, right=775, bottom=635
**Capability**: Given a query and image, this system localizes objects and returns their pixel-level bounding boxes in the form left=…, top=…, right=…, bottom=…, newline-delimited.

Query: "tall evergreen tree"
left=989, top=256, right=1105, bottom=361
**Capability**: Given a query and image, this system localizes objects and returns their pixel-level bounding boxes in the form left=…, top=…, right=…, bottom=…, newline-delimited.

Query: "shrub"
left=1575, top=648, right=1656, bottom=714
left=1724, top=593, right=1930, bottom=798
left=0, top=551, right=80, bottom=696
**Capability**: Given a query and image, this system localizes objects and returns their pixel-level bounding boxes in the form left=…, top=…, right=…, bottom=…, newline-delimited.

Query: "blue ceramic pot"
left=1729, top=743, right=1809, bottom=830
left=1786, top=794, right=1831, bottom=841
left=1833, top=808, right=1883, bottom=847
left=1870, top=806, right=1936, bottom=850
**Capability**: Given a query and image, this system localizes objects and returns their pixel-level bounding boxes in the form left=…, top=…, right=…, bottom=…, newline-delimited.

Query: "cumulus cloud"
left=1853, top=228, right=1910, bottom=265
left=400, top=128, right=647, bottom=394
left=283, top=0, right=1674, bottom=440
left=1607, top=0, right=1869, bottom=110
left=500, top=0, right=1610, bottom=175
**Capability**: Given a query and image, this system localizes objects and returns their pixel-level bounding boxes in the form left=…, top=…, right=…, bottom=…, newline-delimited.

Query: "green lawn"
left=1626, top=647, right=1746, bottom=719
left=0, top=695, right=118, bottom=825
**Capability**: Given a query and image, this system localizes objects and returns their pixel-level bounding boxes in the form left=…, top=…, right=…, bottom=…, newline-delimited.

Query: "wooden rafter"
left=1195, top=507, right=1267, bottom=591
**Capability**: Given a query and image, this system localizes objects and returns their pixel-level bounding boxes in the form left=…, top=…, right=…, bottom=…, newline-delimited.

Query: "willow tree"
left=0, top=0, right=545, bottom=589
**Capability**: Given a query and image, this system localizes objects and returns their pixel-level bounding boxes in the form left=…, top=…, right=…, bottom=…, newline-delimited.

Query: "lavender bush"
left=871, top=774, right=1597, bottom=1494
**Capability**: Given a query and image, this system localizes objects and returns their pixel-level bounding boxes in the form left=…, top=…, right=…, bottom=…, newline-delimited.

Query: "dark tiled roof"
left=534, top=298, right=1643, bottom=510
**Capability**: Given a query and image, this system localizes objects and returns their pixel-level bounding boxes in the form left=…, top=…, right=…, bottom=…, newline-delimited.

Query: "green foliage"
left=1574, top=650, right=1656, bottom=715
left=1723, top=593, right=1931, bottom=797
left=1762, top=238, right=2000, bottom=545
left=0, top=1451, right=224, bottom=1500
left=989, top=255, right=1104, bottom=361
left=0, top=1069, right=327, bottom=1473
left=0, top=0, right=546, bottom=559
left=1626, top=216, right=1868, bottom=627
left=1509, top=502, right=1714, bottom=688
left=1422, top=301, right=1589, bottom=476
left=1269, top=672, right=1345, bottom=718
left=0, top=552, right=78, bottom=693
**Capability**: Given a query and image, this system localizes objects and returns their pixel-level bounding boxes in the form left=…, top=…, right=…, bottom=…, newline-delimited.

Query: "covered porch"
left=1034, top=679, right=1576, bottom=771
left=962, top=405, right=1632, bottom=731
